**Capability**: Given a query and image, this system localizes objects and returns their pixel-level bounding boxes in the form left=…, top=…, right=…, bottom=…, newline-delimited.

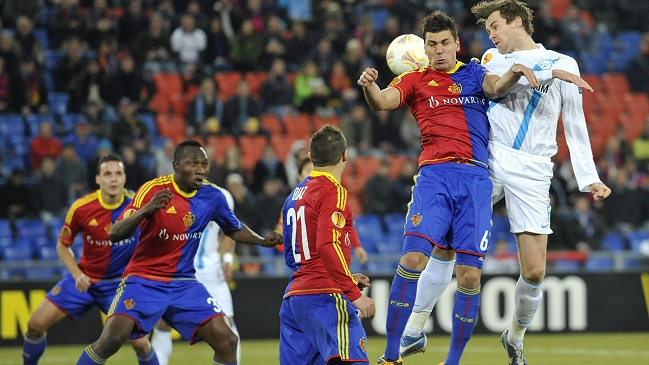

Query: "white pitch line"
left=422, top=346, right=649, bottom=357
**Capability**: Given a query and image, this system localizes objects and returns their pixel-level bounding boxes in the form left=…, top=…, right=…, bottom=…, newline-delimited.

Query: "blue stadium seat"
left=584, top=255, right=614, bottom=272
left=33, top=28, right=50, bottom=49
left=626, top=230, right=649, bottom=252
left=59, top=113, right=78, bottom=135
left=617, top=31, right=641, bottom=55
left=43, top=49, right=65, bottom=70
left=368, top=8, right=390, bottom=32
left=581, top=54, right=608, bottom=75
left=354, top=215, right=383, bottom=253
left=0, top=114, right=26, bottom=136
left=0, top=219, right=11, bottom=239
left=15, top=219, right=48, bottom=240
left=32, top=236, right=54, bottom=249
left=48, top=92, right=70, bottom=115
left=25, top=267, right=59, bottom=281
left=0, top=245, right=34, bottom=279
left=0, top=237, right=12, bottom=248
left=36, top=245, right=59, bottom=261
left=137, top=113, right=158, bottom=136
left=375, top=240, right=402, bottom=255
left=26, top=114, right=56, bottom=136
left=43, top=71, right=55, bottom=92
left=601, top=232, right=626, bottom=251
left=553, top=260, right=580, bottom=272
left=384, top=212, right=406, bottom=235
left=622, top=257, right=644, bottom=270
left=367, top=261, right=397, bottom=275
left=40, top=7, right=55, bottom=25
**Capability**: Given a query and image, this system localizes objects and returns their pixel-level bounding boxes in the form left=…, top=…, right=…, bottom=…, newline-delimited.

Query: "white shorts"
left=195, top=271, right=234, bottom=317
left=489, top=142, right=553, bottom=235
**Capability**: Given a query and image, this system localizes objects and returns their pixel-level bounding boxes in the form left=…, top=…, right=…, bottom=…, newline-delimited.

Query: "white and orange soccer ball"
left=386, top=34, right=429, bottom=76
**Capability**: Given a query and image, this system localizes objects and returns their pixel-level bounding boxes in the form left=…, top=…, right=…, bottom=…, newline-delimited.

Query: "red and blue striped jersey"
left=282, top=171, right=362, bottom=302
left=59, top=189, right=138, bottom=281
left=389, top=60, right=490, bottom=168
left=120, top=174, right=243, bottom=281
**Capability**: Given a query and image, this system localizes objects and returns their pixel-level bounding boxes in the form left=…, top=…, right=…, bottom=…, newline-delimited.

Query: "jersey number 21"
left=286, top=206, right=311, bottom=263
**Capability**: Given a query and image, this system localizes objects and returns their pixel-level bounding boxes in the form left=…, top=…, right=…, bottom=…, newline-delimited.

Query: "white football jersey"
left=194, top=187, right=235, bottom=277
left=482, top=44, right=600, bottom=191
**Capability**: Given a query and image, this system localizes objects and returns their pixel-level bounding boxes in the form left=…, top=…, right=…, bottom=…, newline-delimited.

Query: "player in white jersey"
left=150, top=187, right=240, bottom=365
left=398, top=2, right=610, bottom=364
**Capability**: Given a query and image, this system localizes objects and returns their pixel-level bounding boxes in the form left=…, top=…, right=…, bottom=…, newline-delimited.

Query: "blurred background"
left=0, top=0, right=648, bottom=283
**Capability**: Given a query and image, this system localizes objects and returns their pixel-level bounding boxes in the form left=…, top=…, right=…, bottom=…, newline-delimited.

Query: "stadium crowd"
left=1, top=0, right=649, bottom=278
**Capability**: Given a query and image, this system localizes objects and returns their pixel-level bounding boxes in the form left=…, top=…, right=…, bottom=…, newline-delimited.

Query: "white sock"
left=229, top=319, right=241, bottom=364
left=150, top=328, right=172, bottom=365
left=508, top=276, right=543, bottom=347
left=403, top=256, right=455, bottom=337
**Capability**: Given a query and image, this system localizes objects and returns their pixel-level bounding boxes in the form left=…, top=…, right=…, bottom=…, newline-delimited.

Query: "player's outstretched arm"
left=109, top=188, right=173, bottom=242
left=226, top=225, right=282, bottom=247
left=56, top=241, right=91, bottom=292
left=358, top=67, right=401, bottom=111
left=483, top=63, right=539, bottom=99
left=551, top=69, right=594, bottom=92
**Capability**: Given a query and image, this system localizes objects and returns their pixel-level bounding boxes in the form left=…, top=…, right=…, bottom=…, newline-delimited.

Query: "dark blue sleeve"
left=281, top=199, right=298, bottom=271
left=470, top=60, right=489, bottom=89
left=211, top=189, right=244, bottom=233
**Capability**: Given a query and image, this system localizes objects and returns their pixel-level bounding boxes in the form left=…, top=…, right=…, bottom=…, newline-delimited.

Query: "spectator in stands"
left=531, top=0, right=565, bottom=52
left=284, top=20, right=311, bottom=72
left=186, top=76, right=224, bottom=139
left=279, top=0, right=312, bottom=24
left=55, top=143, right=88, bottom=200
left=134, top=12, right=176, bottom=75
left=293, top=60, right=330, bottom=115
left=14, top=16, right=42, bottom=62
left=251, top=145, right=288, bottom=195
left=110, top=97, right=151, bottom=155
left=204, top=16, right=233, bottom=71
left=96, top=37, right=120, bottom=76
left=225, top=171, right=260, bottom=264
left=230, top=19, right=263, bottom=73
left=222, top=79, right=263, bottom=137
left=625, top=33, right=649, bottom=96
left=259, top=58, right=295, bottom=119
left=399, top=110, right=421, bottom=156
left=632, top=119, right=649, bottom=173
left=354, top=14, right=379, bottom=57
left=32, top=156, right=68, bottom=228
left=208, top=145, right=249, bottom=187
left=341, top=103, right=373, bottom=157
left=121, top=145, right=148, bottom=191
left=84, top=100, right=115, bottom=140
left=308, top=37, right=337, bottom=81
left=49, top=0, right=85, bottom=48
left=14, top=56, right=49, bottom=115
left=560, top=5, right=594, bottom=56
left=185, top=0, right=210, bottom=33
left=363, top=160, right=397, bottom=230
left=598, top=167, right=644, bottom=237
left=171, top=13, right=207, bottom=65
left=212, top=0, right=240, bottom=42
left=156, top=0, right=180, bottom=30
left=562, top=195, right=607, bottom=251
left=372, top=109, right=404, bottom=154
left=84, top=0, right=117, bottom=50
left=254, top=178, right=285, bottom=235
left=0, top=30, right=19, bottom=74
left=53, top=37, right=87, bottom=104
left=30, top=121, right=63, bottom=170
left=64, top=117, right=99, bottom=165
left=117, top=0, right=148, bottom=48
left=317, top=13, right=349, bottom=56
left=328, top=60, right=357, bottom=113
left=75, top=58, right=109, bottom=114
left=342, top=38, right=372, bottom=102
left=392, top=158, right=417, bottom=214
left=0, top=167, right=33, bottom=222
left=0, top=58, right=14, bottom=114
left=2, top=0, right=41, bottom=28
left=87, top=138, right=112, bottom=190
left=260, top=14, right=287, bottom=70
left=153, top=138, right=175, bottom=177
left=284, top=139, right=309, bottom=188
left=105, top=53, right=151, bottom=110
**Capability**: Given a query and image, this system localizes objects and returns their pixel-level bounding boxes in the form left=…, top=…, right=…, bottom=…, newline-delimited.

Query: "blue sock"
left=384, top=264, right=421, bottom=360
left=22, top=333, right=46, bottom=365
left=137, top=347, right=160, bottom=365
left=445, top=285, right=481, bottom=365
left=77, top=345, right=106, bottom=365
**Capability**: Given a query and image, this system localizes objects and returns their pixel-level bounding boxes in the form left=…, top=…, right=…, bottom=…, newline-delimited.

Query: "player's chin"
left=192, top=179, right=204, bottom=188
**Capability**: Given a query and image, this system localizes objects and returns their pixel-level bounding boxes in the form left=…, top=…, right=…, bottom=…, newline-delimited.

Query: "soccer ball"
left=386, top=34, right=429, bottom=76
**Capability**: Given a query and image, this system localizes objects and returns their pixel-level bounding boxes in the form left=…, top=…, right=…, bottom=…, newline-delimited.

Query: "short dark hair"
left=174, top=140, right=203, bottom=162
left=309, top=125, right=346, bottom=167
left=471, top=0, right=534, bottom=36
left=422, top=10, right=458, bottom=41
left=97, top=153, right=123, bottom=174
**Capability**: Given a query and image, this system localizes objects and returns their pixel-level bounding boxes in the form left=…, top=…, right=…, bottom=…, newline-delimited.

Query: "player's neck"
left=314, top=165, right=343, bottom=183
left=100, top=190, right=122, bottom=206
left=510, top=36, right=538, bottom=52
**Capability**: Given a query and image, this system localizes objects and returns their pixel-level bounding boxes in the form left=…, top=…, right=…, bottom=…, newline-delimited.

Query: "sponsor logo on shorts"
left=359, top=337, right=367, bottom=353
left=541, top=223, right=549, bottom=229
left=331, top=211, right=346, bottom=228
left=183, top=212, right=195, bottom=228
left=411, top=212, right=422, bottom=227
left=51, top=286, right=61, bottom=296
left=124, top=299, right=135, bottom=310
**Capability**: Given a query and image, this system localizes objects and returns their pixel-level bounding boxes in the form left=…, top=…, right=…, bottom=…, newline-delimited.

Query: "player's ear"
left=308, top=152, right=313, bottom=163
left=342, top=149, right=348, bottom=163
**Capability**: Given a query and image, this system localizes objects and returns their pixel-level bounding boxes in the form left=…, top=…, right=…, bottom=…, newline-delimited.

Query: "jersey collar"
left=309, top=170, right=340, bottom=184
left=171, top=174, right=198, bottom=198
left=97, top=189, right=125, bottom=210
left=447, top=60, right=464, bottom=74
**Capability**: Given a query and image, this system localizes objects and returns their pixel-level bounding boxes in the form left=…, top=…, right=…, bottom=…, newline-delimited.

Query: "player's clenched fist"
left=144, top=189, right=173, bottom=214
left=357, top=67, right=379, bottom=87
left=352, top=295, right=375, bottom=320
left=262, top=231, right=283, bottom=247
left=353, top=273, right=371, bottom=290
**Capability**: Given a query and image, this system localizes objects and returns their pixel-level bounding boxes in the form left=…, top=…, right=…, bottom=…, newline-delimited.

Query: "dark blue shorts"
left=279, top=293, right=369, bottom=365
left=46, top=272, right=121, bottom=320
left=403, top=163, right=492, bottom=268
left=107, top=276, right=225, bottom=343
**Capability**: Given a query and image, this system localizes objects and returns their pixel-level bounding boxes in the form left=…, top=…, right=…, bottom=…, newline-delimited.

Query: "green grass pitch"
left=2, top=333, right=648, bottom=364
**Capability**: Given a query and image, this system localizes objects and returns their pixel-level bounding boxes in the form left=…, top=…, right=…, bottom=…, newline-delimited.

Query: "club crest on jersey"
left=482, top=53, right=492, bottom=64
left=124, top=299, right=135, bottom=310
left=104, top=222, right=112, bottom=234
left=359, top=337, right=367, bottom=353
left=183, top=212, right=195, bottom=228
left=411, top=212, right=422, bottom=227
left=332, top=211, right=346, bottom=228
left=61, top=226, right=72, bottom=239
left=51, top=286, right=61, bottom=295
left=448, top=83, right=462, bottom=94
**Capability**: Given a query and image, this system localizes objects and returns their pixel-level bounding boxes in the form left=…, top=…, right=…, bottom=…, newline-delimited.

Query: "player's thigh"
left=108, top=277, right=168, bottom=339
left=164, top=280, right=228, bottom=344
left=450, top=169, right=492, bottom=268
left=516, top=232, right=548, bottom=279
left=197, top=273, right=234, bottom=317
left=43, top=273, right=96, bottom=321
left=279, top=298, right=320, bottom=365
left=290, top=294, right=369, bottom=363
left=27, top=297, right=68, bottom=333
left=89, top=279, right=123, bottom=314
left=404, top=166, right=454, bottom=247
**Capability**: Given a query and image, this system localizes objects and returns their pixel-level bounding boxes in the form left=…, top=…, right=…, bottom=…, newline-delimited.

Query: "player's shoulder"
left=480, top=48, right=504, bottom=66
left=138, top=175, right=173, bottom=195
left=203, top=181, right=235, bottom=204
left=388, top=67, right=427, bottom=88
left=69, top=190, right=100, bottom=212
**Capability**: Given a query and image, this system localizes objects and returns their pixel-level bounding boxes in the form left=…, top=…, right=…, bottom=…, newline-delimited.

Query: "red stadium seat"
left=283, top=113, right=313, bottom=138
left=207, top=135, right=237, bottom=164
left=386, top=154, right=409, bottom=178
left=270, top=135, right=294, bottom=161
left=156, top=114, right=186, bottom=144
left=215, top=72, right=242, bottom=101
left=245, top=72, right=268, bottom=97
left=148, top=93, right=171, bottom=115
left=154, top=73, right=183, bottom=97
left=601, top=73, right=629, bottom=95
left=354, top=156, right=382, bottom=181
left=312, top=115, right=340, bottom=130
left=239, top=135, right=268, bottom=170
left=261, top=113, right=283, bottom=135
left=347, top=193, right=363, bottom=216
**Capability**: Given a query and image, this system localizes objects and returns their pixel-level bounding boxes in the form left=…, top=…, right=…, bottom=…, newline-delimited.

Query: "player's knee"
left=130, top=338, right=151, bottom=355
left=26, top=317, right=47, bottom=337
left=214, top=331, right=238, bottom=356
left=96, top=331, right=129, bottom=356
left=399, top=252, right=427, bottom=271
left=521, top=267, right=545, bottom=284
